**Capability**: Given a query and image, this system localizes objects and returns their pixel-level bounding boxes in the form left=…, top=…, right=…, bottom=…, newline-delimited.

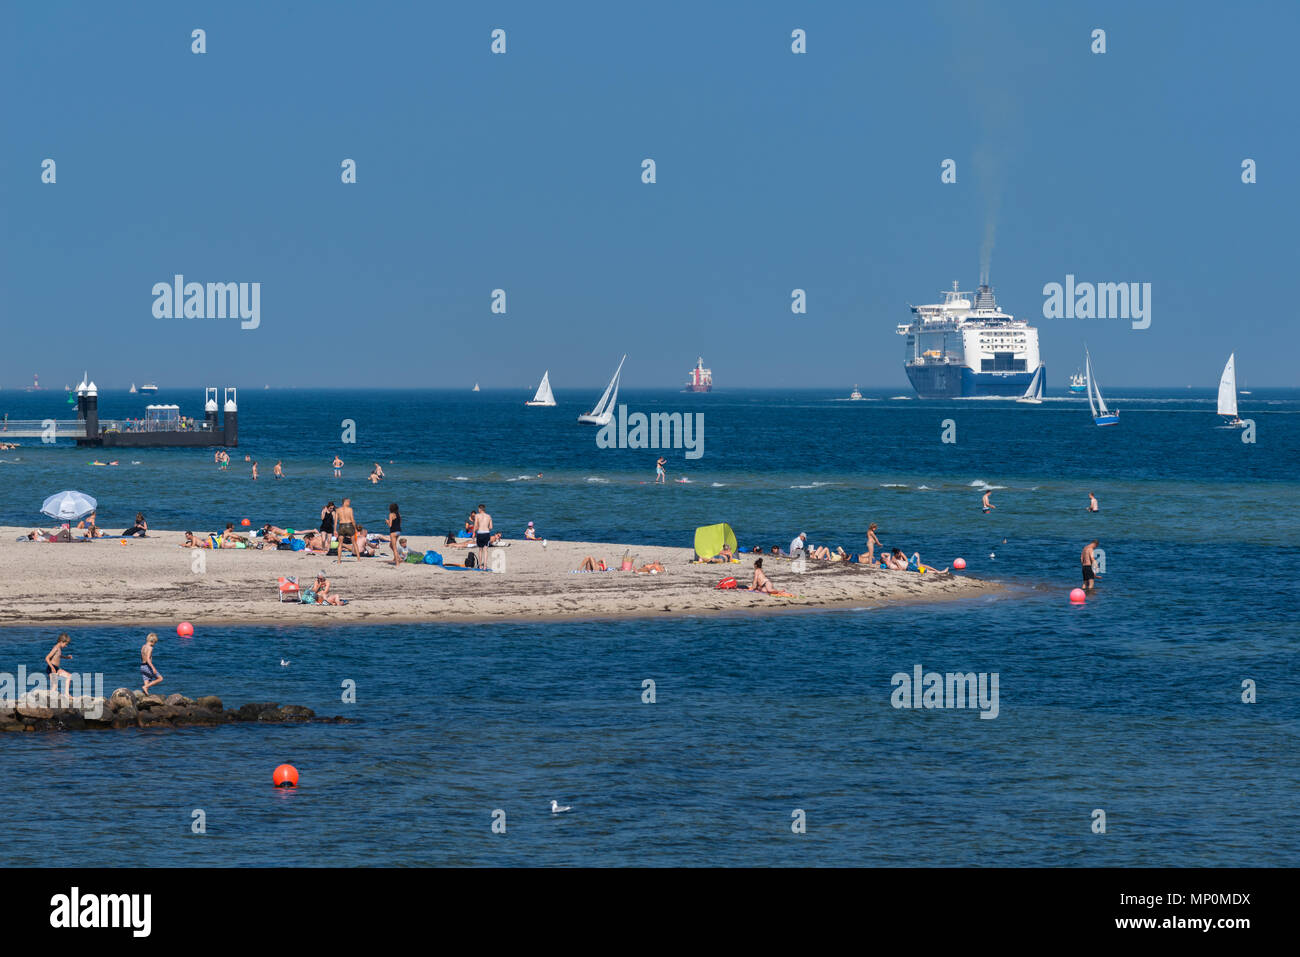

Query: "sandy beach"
left=0, top=526, right=998, bottom=626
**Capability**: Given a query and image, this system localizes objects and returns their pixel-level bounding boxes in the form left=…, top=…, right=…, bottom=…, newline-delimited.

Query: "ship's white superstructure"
left=897, top=279, right=1042, bottom=398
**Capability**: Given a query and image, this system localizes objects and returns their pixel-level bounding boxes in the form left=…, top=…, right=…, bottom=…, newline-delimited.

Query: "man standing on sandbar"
left=474, top=503, right=493, bottom=571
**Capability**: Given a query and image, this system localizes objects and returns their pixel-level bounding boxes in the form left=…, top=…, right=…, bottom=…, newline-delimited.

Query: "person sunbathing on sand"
left=302, top=531, right=329, bottom=553
left=708, top=543, right=735, bottom=563
left=750, top=558, right=776, bottom=594
left=636, top=560, right=664, bottom=573
left=883, top=548, right=909, bottom=570
left=312, top=573, right=345, bottom=606
left=121, top=512, right=148, bottom=537
left=809, top=544, right=832, bottom=560
left=577, top=556, right=607, bottom=571
left=524, top=521, right=538, bottom=540
left=908, top=551, right=948, bottom=573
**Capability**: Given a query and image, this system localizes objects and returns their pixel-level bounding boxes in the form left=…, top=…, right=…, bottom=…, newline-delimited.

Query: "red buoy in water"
left=953, top=558, right=966, bottom=570
left=1069, top=588, right=1087, bottom=604
left=177, top=621, right=194, bottom=637
left=273, top=764, right=299, bottom=788
left=240, top=518, right=251, bottom=526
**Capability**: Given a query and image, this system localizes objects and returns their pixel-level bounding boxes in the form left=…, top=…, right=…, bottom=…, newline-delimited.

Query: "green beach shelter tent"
left=693, top=523, right=737, bottom=561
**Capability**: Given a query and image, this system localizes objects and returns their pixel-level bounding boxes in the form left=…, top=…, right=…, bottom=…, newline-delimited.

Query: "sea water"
left=0, top=388, right=1296, bottom=865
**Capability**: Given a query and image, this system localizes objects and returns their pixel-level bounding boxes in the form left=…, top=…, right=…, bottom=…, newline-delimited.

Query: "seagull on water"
left=280, top=659, right=290, bottom=667
left=550, top=800, right=571, bottom=814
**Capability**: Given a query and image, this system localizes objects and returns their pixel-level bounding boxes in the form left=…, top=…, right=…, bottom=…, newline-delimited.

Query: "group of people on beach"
left=26, top=510, right=146, bottom=542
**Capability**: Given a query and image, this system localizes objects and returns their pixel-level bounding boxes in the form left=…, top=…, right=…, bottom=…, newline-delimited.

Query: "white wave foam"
left=881, top=483, right=908, bottom=488
left=585, top=476, right=608, bottom=483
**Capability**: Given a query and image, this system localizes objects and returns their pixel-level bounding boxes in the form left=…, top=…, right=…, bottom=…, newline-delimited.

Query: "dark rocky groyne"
left=1, top=689, right=353, bottom=732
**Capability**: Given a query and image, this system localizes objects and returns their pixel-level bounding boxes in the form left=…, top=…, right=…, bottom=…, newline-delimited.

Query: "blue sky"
left=1, top=0, right=1296, bottom=390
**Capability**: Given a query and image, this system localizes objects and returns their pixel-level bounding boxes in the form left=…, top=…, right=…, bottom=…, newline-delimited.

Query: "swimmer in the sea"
left=982, top=490, right=995, bottom=512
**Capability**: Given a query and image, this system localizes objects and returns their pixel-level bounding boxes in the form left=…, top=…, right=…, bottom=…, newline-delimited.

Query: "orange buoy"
left=240, top=518, right=251, bottom=526
left=1069, top=588, right=1087, bottom=604
left=953, top=558, right=966, bottom=570
left=273, top=764, right=299, bottom=788
left=177, top=621, right=194, bottom=637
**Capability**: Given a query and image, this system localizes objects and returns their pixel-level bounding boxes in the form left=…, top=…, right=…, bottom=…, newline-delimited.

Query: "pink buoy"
left=1069, top=588, right=1086, bottom=604
left=953, top=558, right=966, bottom=570
left=177, top=621, right=195, bottom=637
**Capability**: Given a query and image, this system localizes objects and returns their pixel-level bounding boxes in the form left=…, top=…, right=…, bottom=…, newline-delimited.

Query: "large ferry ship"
left=897, top=279, right=1042, bottom=398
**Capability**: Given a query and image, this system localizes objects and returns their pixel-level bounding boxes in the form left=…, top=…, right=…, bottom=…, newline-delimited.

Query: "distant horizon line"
left=1, top=384, right=1293, bottom=393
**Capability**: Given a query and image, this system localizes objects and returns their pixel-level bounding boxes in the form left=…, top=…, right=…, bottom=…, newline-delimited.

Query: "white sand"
left=0, top=527, right=998, bottom=626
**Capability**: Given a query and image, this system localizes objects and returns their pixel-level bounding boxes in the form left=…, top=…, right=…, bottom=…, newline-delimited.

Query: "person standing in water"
left=1081, top=540, right=1100, bottom=591
left=140, top=633, right=163, bottom=694
left=45, top=633, right=73, bottom=698
left=387, top=503, right=402, bottom=567
left=332, top=455, right=344, bottom=478
left=273, top=461, right=283, bottom=480
left=655, top=457, right=667, bottom=484
left=251, top=461, right=259, bottom=481
left=473, top=503, right=493, bottom=571
left=1087, top=492, right=1099, bottom=512
left=982, top=490, right=995, bottom=513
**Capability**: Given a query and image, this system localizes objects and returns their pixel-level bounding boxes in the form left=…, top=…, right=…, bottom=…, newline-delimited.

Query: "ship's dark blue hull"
left=905, top=365, right=1044, bottom=398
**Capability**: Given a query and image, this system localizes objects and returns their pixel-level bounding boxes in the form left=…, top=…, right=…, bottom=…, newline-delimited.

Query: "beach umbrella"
left=41, top=490, right=97, bottom=522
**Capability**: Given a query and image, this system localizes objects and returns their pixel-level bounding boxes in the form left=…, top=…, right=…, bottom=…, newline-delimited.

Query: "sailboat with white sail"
left=577, top=355, right=626, bottom=426
left=526, top=370, right=556, bottom=407
left=1085, top=348, right=1119, bottom=426
left=1016, top=363, right=1045, bottom=404
left=1217, top=353, right=1245, bottom=427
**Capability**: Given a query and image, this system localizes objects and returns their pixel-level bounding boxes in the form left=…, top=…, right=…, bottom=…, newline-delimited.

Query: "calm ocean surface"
left=1, top=386, right=1297, bottom=866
